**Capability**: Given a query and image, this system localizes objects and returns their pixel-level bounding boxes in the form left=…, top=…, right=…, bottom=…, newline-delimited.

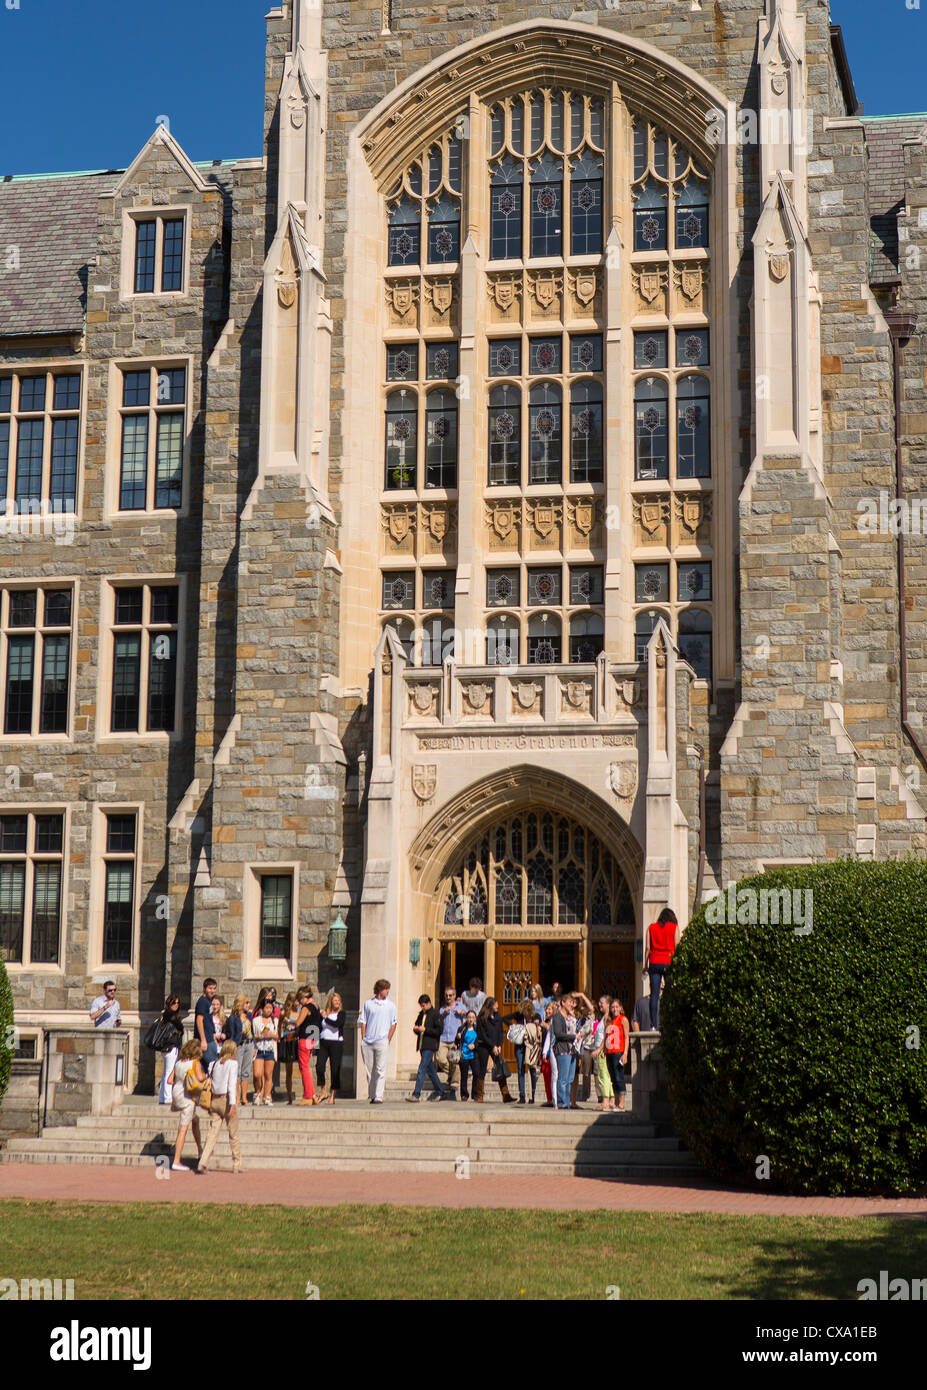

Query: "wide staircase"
left=1, top=1092, right=699, bottom=1180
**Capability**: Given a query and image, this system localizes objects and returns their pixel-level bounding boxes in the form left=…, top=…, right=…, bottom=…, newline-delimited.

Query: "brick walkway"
left=1, top=1161, right=926, bottom=1215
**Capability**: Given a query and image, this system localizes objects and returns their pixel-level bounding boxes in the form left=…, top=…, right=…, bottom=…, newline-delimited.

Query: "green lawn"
left=1, top=1200, right=926, bottom=1299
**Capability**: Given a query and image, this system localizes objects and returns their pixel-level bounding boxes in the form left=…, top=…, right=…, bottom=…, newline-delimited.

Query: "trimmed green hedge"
left=0, top=954, right=12, bottom=1108
left=661, top=860, right=927, bottom=1195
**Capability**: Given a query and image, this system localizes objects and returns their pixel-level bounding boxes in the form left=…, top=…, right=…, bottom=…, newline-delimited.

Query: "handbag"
left=447, top=1046, right=462, bottom=1065
left=184, top=1066, right=212, bottom=1110
left=507, top=1022, right=525, bottom=1045
left=144, top=1017, right=177, bottom=1052
left=491, top=1054, right=510, bottom=1083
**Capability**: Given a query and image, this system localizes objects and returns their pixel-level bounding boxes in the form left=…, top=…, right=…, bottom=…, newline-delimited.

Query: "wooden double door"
left=496, top=943, right=540, bottom=1064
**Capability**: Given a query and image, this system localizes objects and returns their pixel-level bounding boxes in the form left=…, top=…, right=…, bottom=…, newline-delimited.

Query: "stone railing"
left=403, top=656, right=648, bottom=730
left=0, top=1029, right=130, bottom=1141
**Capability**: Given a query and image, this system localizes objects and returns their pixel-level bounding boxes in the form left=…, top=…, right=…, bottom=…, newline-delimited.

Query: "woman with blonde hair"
left=316, top=991, right=346, bottom=1104
left=278, top=991, right=301, bottom=1104
left=591, top=994, right=616, bottom=1111
left=167, top=1038, right=205, bottom=1171
left=197, top=1040, right=242, bottom=1174
left=226, top=994, right=254, bottom=1106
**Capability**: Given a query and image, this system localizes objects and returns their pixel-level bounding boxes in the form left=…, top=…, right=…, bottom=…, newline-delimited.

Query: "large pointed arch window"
left=440, top=811, right=635, bottom=932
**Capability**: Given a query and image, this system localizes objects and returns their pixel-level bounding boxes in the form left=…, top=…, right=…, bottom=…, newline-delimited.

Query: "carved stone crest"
left=640, top=500, right=664, bottom=536
left=681, top=496, right=702, bottom=534
left=514, top=681, right=541, bottom=710
left=769, top=252, right=790, bottom=282
left=426, top=509, right=447, bottom=542
left=680, top=266, right=702, bottom=302
left=427, top=279, right=454, bottom=315
left=387, top=281, right=418, bottom=319
left=489, top=275, right=520, bottom=312
left=412, top=684, right=436, bottom=716
left=528, top=272, right=561, bottom=310
left=608, top=760, right=639, bottom=801
left=572, top=500, right=594, bottom=536
left=463, top=682, right=490, bottom=712
left=387, top=509, right=412, bottom=545
left=490, top=503, right=517, bottom=539
left=571, top=270, right=597, bottom=307
left=638, top=270, right=663, bottom=304
left=288, top=95, right=306, bottom=129
left=565, top=680, right=590, bottom=710
left=412, top=764, right=437, bottom=802
left=532, top=503, right=556, bottom=538
left=275, top=238, right=299, bottom=309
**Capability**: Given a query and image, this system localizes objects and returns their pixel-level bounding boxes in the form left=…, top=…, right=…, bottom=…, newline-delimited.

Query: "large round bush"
left=0, top=954, right=12, bottom=1108
left=661, top=860, right=927, bottom=1195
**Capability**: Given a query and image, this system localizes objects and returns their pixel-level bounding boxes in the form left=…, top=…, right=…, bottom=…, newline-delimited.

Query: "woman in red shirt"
left=645, top=907, right=679, bottom=1031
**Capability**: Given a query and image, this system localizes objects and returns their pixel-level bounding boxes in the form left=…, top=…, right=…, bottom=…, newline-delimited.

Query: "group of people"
left=141, top=907, right=682, bottom=1166
left=404, top=979, right=634, bottom=1110
left=149, top=979, right=347, bottom=1172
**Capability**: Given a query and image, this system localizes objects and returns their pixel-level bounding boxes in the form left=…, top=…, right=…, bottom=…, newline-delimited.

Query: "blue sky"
left=0, top=0, right=923, bottom=177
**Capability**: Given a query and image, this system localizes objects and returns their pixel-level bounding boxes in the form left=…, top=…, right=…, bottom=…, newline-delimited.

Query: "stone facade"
left=0, top=0, right=924, bottom=1093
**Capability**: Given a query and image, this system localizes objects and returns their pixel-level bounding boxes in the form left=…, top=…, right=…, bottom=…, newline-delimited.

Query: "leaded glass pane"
left=425, top=343, right=457, bottom=380
left=381, top=571, right=415, bottom=610
left=528, top=337, right=561, bottom=375
left=387, top=344, right=419, bottom=381
left=635, top=564, right=669, bottom=603
left=569, top=334, right=602, bottom=373
left=495, top=864, right=521, bottom=924
left=134, top=220, right=156, bottom=293
left=634, top=330, right=668, bottom=370
left=489, top=339, right=521, bottom=377
left=526, top=853, right=552, bottom=925
left=558, top=863, right=584, bottom=923
left=676, top=328, right=709, bottom=368
left=527, top=568, right=561, bottom=606
left=260, top=874, right=292, bottom=958
left=569, top=566, right=603, bottom=605
left=677, top=562, right=712, bottom=601
left=676, top=377, right=711, bottom=479
left=634, top=379, right=668, bottom=480
left=388, top=198, right=421, bottom=266
left=486, top=569, right=520, bottom=607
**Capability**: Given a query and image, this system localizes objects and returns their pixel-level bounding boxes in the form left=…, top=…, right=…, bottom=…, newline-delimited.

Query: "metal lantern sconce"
left=409, top=938, right=421, bottom=966
left=328, top=911, right=348, bottom=969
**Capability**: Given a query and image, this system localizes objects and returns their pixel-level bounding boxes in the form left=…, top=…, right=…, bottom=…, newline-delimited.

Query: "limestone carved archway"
left=409, top=765, right=643, bottom=937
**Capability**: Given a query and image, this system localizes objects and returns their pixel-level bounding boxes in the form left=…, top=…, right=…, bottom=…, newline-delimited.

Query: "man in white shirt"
left=89, top=982, right=121, bottom=1029
left=359, top=979, right=398, bottom=1103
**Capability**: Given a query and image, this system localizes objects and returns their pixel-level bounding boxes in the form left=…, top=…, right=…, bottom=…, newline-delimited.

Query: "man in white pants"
left=359, top=979, right=398, bottom=1103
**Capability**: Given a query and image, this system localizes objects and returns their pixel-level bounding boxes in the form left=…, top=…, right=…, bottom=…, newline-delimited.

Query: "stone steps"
left=1, top=1096, right=698, bottom=1179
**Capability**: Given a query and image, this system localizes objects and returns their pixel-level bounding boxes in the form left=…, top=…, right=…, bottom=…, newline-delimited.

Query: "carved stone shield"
left=493, top=278, right=516, bottom=311
left=608, top=761, right=639, bottom=800
left=493, top=505, right=515, bottom=539
left=573, top=501, right=594, bottom=536
left=412, top=764, right=437, bottom=802
left=533, top=505, right=555, bottom=538
left=431, top=280, right=453, bottom=315
left=534, top=275, right=557, bottom=308
left=566, top=681, right=588, bottom=709
left=682, top=498, right=702, bottom=533
left=515, top=681, right=540, bottom=710
left=412, top=684, right=435, bottom=715
left=769, top=253, right=790, bottom=282
left=391, top=283, right=415, bottom=316
left=464, top=682, right=490, bottom=711
left=680, top=267, right=702, bottom=301
left=276, top=277, right=297, bottom=309
left=640, top=271, right=662, bottom=304
left=575, top=272, right=596, bottom=306
left=641, top=501, right=663, bottom=535
left=427, top=510, right=447, bottom=542
left=388, top=510, right=411, bottom=544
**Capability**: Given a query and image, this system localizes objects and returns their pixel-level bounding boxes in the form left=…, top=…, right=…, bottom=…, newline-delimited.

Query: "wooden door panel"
left=591, top=944, right=635, bottom=1014
left=496, top=943, right=540, bottom=1063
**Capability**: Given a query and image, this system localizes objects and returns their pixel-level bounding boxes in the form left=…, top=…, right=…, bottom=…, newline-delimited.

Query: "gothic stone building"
left=1, top=0, right=926, bottom=1090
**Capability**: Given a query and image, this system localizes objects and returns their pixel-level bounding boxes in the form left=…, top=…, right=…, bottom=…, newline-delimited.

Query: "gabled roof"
left=0, top=170, right=118, bottom=337
left=863, top=114, right=927, bottom=283
left=111, top=125, right=212, bottom=197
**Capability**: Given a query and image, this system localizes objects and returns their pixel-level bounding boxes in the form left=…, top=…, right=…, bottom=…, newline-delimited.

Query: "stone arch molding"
left=356, top=19, right=731, bottom=186
left=409, top=764, right=644, bottom=908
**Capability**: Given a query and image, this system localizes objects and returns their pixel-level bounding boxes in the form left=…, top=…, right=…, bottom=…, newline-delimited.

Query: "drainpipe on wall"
left=885, top=309, right=927, bottom=774
left=693, top=743, right=707, bottom=908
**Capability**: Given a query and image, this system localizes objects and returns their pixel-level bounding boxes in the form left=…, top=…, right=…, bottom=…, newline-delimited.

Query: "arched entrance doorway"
left=434, top=803, right=638, bottom=1057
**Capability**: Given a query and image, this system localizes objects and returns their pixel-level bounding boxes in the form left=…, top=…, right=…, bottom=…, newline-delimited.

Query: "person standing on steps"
left=604, top=997, right=630, bottom=1111
left=407, top=993, right=445, bottom=1101
left=437, top=987, right=466, bottom=1099
left=540, top=999, right=558, bottom=1107
left=226, top=995, right=254, bottom=1106
left=645, top=908, right=680, bottom=1031
left=295, top=986, right=323, bottom=1106
left=456, top=1010, right=479, bottom=1100
left=194, top=978, right=219, bottom=1066
left=551, top=994, right=578, bottom=1111
left=521, top=1007, right=542, bottom=1104
left=197, top=1040, right=242, bottom=1174
left=252, top=996, right=279, bottom=1106
left=278, top=992, right=301, bottom=1104
left=460, top=977, right=487, bottom=1016
left=168, top=1039, right=205, bottom=1171
left=476, top=997, right=514, bottom=1103
left=155, top=994, right=184, bottom=1105
left=359, top=979, right=398, bottom=1104
left=316, top=992, right=345, bottom=1104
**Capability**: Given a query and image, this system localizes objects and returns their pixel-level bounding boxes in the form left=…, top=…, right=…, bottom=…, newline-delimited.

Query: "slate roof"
left=0, top=170, right=119, bottom=338
left=863, top=115, right=927, bottom=284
